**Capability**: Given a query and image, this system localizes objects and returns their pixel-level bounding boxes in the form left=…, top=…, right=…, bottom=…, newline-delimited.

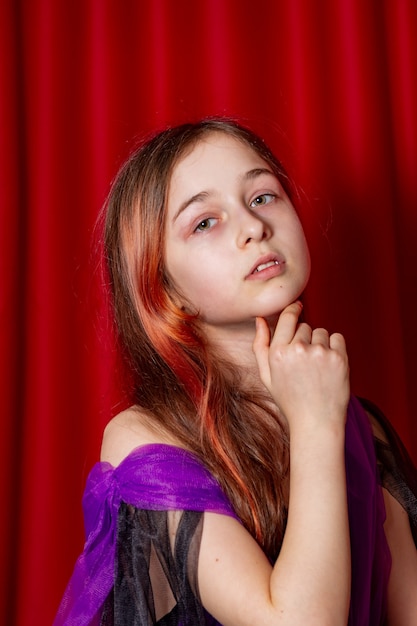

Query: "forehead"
left=170, top=132, right=270, bottom=183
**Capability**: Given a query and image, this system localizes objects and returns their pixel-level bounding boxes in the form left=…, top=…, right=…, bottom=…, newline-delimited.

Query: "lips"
left=247, top=253, right=285, bottom=277
left=254, top=260, right=280, bottom=272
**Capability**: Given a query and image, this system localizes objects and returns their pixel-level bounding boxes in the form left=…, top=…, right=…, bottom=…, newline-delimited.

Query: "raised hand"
left=252, top=301, right=350, bottom=434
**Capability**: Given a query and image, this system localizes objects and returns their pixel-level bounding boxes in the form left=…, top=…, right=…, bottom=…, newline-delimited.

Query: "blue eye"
left=195, top=217, right=216, bottom=232
left=250, top=194, right=275, bottom=208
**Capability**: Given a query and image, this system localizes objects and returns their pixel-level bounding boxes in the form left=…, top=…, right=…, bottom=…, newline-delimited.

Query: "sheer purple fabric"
left=345, top=396, right=390, bottom=624
left=54, top=396, right=391, bottom=625
left=54, top=446, right=237, bottom=625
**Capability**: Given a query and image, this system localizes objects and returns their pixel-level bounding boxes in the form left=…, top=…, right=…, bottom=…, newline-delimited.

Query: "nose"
left=237, top=207, right=271, bottom=247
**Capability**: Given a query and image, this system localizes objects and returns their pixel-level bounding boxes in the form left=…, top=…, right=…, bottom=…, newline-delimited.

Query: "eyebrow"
left=243, top=167, right=274, bottom=181
left=172, top=167, right=275, bottom=222
left=172, top=191, right=211, bottom=222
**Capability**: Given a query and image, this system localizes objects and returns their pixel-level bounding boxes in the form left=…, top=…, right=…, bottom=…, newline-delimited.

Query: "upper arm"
left=197, top=512, right=276, bottom=626
left=383, top=488, right=417, bottom=625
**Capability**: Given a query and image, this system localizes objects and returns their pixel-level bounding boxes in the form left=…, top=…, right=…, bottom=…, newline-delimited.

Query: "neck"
left=202, top=314, right=279, bottom=385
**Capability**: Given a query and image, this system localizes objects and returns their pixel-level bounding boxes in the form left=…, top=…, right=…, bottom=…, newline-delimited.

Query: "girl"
left=55, top=119, right=417, bottom=625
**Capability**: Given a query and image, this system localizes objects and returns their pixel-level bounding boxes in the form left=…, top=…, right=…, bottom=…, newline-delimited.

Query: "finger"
left=272, top=301, right=304, bottom=345
left=329, top=332, right=347, bottom=353
left=311, top=327, right=330, bottom=346
left=292, top=322, right=312, bottom=344
left=252, top=317, right=272, bottom=385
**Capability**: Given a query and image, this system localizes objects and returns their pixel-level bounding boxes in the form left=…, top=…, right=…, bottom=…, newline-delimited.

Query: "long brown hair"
left=104, top=119, right=292, bottom=559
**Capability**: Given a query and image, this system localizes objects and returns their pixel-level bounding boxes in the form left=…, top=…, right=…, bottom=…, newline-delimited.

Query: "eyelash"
left=194, top=217, right=217, bottom=232
left=249, top=193, right=276, bottom=208
left=193, top=193, right=277, bottom=233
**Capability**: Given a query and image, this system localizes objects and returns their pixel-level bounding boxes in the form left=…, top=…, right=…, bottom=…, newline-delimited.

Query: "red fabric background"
left=1, top=1, right=416, bottom=623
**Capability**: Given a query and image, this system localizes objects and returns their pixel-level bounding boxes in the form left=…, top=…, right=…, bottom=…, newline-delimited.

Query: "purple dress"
left=55, top=396, right=412, bottom=625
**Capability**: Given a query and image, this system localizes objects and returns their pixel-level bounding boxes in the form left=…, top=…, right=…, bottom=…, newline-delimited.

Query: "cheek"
left=297, top=238, right=311, bottom=287
left=300, top=234, right=311, bottom=270
left=166, top=234, right=224, bottom=282
left=165, top=248, right=216, bottom=304
left=179, top=266, right=219, bottom=303
left=291, top=222, right=310, bottom=264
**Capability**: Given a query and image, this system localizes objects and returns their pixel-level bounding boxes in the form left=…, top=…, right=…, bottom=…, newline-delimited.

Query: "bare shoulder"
left=100, top=405, right=175, bottom=466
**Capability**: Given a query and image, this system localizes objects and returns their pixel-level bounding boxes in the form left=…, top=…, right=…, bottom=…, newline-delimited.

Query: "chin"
left=260, top=293, right=305, bottom=322
left=261, top=311, right=282, bottom=327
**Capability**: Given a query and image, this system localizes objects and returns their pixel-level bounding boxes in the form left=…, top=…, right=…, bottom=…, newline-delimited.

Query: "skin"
left=101, top=132, right=417, bottom=624
left=164, top=134, right=311, bottom=366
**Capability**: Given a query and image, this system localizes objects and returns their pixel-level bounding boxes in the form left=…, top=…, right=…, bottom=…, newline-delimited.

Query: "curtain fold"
left=1, top=1, right=416, bottom=623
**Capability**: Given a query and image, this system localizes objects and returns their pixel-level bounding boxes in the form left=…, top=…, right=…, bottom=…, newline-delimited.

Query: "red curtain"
left=1, top=1, right=416, bottom=623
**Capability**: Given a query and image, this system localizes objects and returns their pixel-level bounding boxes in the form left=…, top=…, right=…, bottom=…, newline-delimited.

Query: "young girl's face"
left=164, top=133, right=311, bottom=333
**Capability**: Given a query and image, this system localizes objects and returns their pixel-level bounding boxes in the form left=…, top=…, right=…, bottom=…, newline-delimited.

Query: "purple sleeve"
left=54, top=445, right=237, bottom=625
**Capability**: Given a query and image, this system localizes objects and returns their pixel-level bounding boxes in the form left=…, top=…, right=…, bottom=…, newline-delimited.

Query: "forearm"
left=270, top=422, right=350, bottom=625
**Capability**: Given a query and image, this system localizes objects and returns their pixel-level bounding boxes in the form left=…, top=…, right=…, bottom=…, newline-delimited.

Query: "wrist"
left=289, top=418, right=346, bottom=461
